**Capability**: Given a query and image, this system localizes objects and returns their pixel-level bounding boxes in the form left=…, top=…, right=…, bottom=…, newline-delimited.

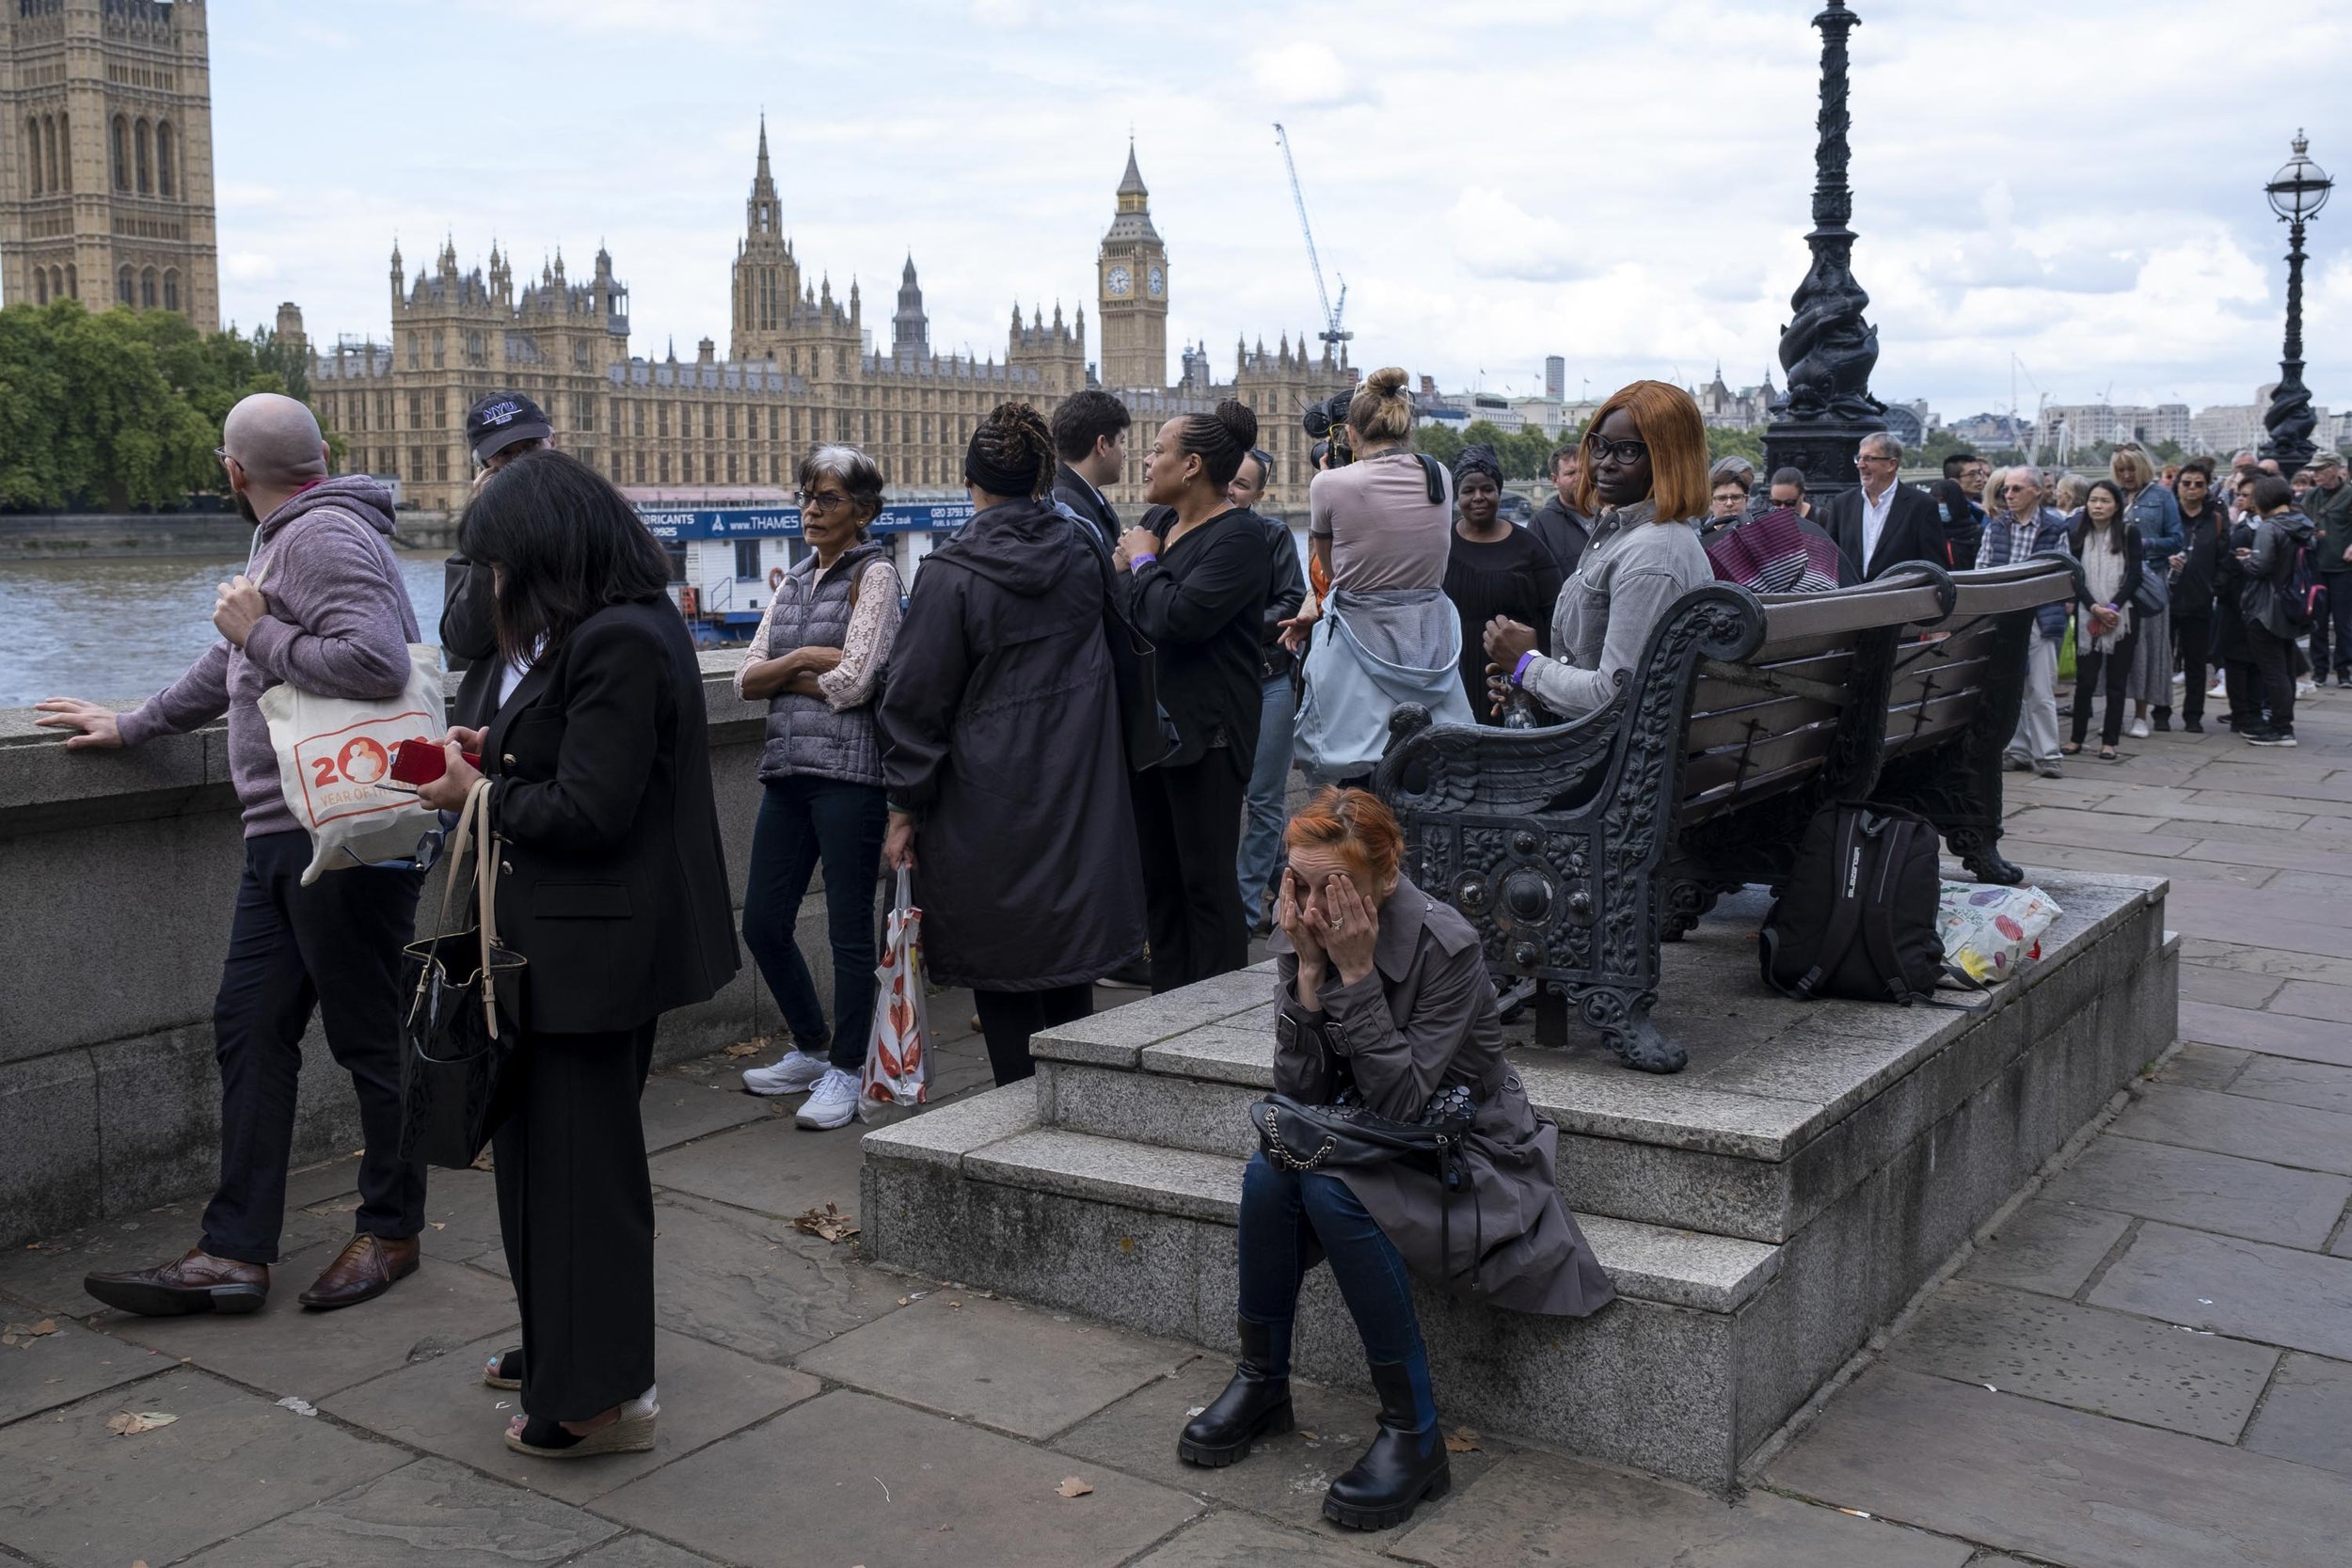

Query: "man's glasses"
left=797, top=490, right=851, bottom=513
left=1584, top=436, right=1648, bottom=466
left=214, top=446, right=234, bottom=470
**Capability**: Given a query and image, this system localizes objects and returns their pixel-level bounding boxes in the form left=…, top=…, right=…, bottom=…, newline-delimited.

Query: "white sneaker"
left=2172, top=671, right=2187, bottom=685
left=2207, top=681, right=2229, bottom=699
left=2127, top=718, right=2151, bottom=739
left=742, top=1050, right=831, bottom=1097
left=2296, top=678, right=2317, bottom=697
left=794, top=1068, right=861, bottom=1130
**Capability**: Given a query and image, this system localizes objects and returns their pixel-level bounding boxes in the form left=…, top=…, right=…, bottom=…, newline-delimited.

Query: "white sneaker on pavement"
left=795, top=1068, right=861, bottom=1130
left=2207, top=681, right=2228, bottom=699
left=742, top=1050, right=831, bottom=1097
left=2127, top=718, right=2151, bottom=739
left=2296, top=678, right=2317, bottom=697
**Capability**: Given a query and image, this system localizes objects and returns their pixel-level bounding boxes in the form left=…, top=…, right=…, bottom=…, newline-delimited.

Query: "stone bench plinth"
left=859, top=866, right=2175, bottom=1488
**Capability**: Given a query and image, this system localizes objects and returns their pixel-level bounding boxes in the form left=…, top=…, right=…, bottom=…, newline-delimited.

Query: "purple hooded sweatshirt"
left=118, top=476, right=423, bottom=839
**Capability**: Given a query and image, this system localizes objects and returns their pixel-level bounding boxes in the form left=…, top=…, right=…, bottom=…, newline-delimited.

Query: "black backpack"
left=1759, top=802, right=1947, bottom=1005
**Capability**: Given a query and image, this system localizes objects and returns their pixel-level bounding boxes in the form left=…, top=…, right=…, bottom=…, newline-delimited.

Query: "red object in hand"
left=389, top=738, right=480, bottom=784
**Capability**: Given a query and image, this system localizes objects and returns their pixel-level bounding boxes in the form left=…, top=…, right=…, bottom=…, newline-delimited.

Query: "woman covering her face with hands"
left=1178, top=788, right=1613, bottom=1533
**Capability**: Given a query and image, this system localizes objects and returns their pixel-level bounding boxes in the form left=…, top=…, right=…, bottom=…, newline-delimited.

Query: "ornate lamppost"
left=2260, top=133, right=2332, bottom=474
left=1762, top=0, right=1886, bottom=505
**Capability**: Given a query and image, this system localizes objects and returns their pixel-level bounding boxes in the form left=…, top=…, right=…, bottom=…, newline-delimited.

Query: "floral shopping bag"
left=858, top=867, right=930, bottom=1123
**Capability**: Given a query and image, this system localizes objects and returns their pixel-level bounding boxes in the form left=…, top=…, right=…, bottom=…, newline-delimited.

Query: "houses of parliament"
left=3, top=2, right=1354, bottom=515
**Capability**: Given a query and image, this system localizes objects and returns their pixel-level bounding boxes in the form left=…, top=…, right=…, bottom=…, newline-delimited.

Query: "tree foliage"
left=0, top=300, right=311, bottom=512
left=1413, top=419, right=1569, bottom=481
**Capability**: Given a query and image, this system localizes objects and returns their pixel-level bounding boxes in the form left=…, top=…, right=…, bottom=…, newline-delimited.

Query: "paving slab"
left=0, top=1369, right=405, bottom=1568
left=1883, top=1278, right=2277, bottom=1442
left=595, top=1388, right=1204, bottom=1568
left=2174, top=936, right=2352, bottom=988
left=2230, top=1054, right=2352, bottom=1117
left=0, top=1312, right=172, bottom=1424
left=1767, top=1365, right=2352, bottom=1568
left=2263, top=978, right=2352, bottom=1025
left=646, top=1193, right=902, bottom=1363
left=794, top=1289, right=1196, bottom=1439
left=1127, top=1510, right=1392, bottom=1565
left=176, top=1456, right=620, bottom=1566
left=1391, top=1445, right=1972, bottom=1567
left=564, top=1535, right=727, bottom=1568
left=103, top=1237, right=518, bottom=1401
left=306, top=1167, right=504, bottom=1269
left=0, top=1197, right=344, bottom=1318
left=2088, top=1222, right=2352, bottom=1361
left=2179, top=998, right=2352, bottom=1066
left=2108, top=1082, right=2352, bottom=1177
left=2040, top=1136, right=2352, bottom=1249
left=284, top=1151, right=367, bottom=1209
left=638, top=1069, right=782, bottom=1153
left=2175, top=963, right=2283, bottom=1009
left=647, top=1112, right=868, bottom=1221
left=1959, top=1200, right=2134, bottom=1299
left=2240, top=1351, right=2352, bottom=1478
left=2146, top=1039, right=2249, bottom=1089
left=323, top=1326, right=820, bottom=1504
left=1054, top=1356, right=1501, bottom=1539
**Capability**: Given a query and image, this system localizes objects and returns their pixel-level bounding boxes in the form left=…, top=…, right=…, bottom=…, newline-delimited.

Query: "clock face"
left=1147, top=266, right=1164, bottom=297
left=1106, top=265, right=1132, bottom=298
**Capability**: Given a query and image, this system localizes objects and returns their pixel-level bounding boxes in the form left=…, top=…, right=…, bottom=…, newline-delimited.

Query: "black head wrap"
left=1454, top=442, right=1504, bottom=487
left=964, top=426, right=1041, bottom=499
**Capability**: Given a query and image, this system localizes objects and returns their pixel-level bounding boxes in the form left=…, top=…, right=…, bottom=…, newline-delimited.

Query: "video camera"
left=1301, top=389, right=1356, bottom=467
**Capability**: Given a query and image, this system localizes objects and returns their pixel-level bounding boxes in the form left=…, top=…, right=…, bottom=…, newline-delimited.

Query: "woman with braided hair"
left=877, top=402, right=1146, bottom=1085
left=1113, top=399, right=1276, bottom=989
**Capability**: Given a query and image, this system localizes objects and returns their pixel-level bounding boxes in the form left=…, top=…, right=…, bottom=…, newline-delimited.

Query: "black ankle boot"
left=1178, top=1317, right=1294, bottom=1466
left=1323, top=1358, right=1451, bottom=1530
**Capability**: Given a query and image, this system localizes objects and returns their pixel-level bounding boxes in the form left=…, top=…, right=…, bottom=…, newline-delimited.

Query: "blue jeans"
left=1235, top=1153, right=1434, bottom=1423
left=1235, top=673, right=1296, bottom=921
left=740, top=775, right=887, bottom=1070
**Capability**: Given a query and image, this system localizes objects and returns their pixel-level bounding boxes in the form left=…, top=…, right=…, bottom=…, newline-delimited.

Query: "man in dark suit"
left=1818, top=432, right=1950, bottom=581
left=1049, top=388, right=1131, bottom=548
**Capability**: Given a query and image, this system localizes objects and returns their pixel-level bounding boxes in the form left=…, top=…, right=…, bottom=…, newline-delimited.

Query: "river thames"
left=0, top=552, right=449, bottom=708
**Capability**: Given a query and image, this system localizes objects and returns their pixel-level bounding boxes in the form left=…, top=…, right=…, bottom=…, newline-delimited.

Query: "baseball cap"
left=465, top=392, right=553, bottom=463
left=2313, top=451, right=2345, bottom=471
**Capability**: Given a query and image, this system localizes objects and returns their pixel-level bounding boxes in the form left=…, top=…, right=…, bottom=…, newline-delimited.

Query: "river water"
left=0, top=553, right=449, bottom=708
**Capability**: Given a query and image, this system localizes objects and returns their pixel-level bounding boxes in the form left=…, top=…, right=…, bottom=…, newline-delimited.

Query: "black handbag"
left=398, top=780, right=528, bottom=1168
left=1075, top=513, right=1182, bottom=771
left=1253, top=1084, right=1485, bottom=1291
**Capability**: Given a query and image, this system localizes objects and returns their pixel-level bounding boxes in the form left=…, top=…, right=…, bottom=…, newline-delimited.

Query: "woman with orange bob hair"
left=1482, top=380, right=1713, bottom=720
left=1178, top=787, right=1614, bottom=1531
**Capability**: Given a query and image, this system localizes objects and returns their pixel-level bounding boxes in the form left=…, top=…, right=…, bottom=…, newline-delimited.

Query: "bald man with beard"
left=37, top=393, right=435, bottom=1319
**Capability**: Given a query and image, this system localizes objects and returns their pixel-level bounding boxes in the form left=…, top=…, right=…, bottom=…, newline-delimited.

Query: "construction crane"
left=1273, top=123, right=1351, bottom=349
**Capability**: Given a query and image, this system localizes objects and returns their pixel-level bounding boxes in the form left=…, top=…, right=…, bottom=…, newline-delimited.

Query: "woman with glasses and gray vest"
left=737, top=447, right=905, bottom=1130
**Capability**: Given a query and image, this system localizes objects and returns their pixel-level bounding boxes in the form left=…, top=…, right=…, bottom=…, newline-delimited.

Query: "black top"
left=459, top=597, right=740, bottom=1036
left=1528, top=496, right=1593, bottom=578
left=2065, top=515, right=2145, bottom=613
left=1443, top=525, right=1562, bottom=723
left=1125, top=506, right=1272, bottom=779
left=1255, top=514, right=1308, bottom=682
left=1053, top=462, right=1120, bottom=549
left=2172, top=503, right=2230, bottom=619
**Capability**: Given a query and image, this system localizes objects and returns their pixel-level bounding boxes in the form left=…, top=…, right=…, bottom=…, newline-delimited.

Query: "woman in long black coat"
left=878, top=403, right=1147, bottom=1085
left=420, top=450, right=739, bottom=1459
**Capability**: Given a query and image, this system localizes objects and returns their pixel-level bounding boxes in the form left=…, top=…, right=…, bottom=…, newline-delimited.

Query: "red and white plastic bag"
left=858, top=866, right=930, bottom=1123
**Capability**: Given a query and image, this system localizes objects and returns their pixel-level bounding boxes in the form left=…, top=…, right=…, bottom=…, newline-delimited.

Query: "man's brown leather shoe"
left=85, top=1246, right=268, bottom=1318
left=298, top=1233, right=420, bottom=1311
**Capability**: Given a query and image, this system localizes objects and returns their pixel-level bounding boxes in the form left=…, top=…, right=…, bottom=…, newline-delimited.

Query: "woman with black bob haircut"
left=419, top=448, right=739, bottom=1459
left=1113, top=399, right=1274, bottom=989
left=877, top=403, right=1147, bottom=1085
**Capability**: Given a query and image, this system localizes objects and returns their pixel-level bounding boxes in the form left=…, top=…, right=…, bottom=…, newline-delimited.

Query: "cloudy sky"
left=213, top=1, right=2351, bottom=422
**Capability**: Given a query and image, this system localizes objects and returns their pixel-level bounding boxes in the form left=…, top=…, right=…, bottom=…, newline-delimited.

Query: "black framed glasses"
left=796, top=489, right=851, bottom=513
left=1585, top=436, right=1648, bottom=466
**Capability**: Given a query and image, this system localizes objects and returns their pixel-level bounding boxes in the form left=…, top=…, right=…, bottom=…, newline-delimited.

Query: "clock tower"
left=1097, top=142, right=1168, bottom=390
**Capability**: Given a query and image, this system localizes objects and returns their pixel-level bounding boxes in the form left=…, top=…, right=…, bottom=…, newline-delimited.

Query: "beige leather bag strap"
left=407, top=778, right=485, bottom=1014
left=469, top=779, right=504, bottom=1041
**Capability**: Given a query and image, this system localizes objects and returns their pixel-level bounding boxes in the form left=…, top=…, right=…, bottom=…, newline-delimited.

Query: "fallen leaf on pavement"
left=428, top=1221, right=446, bottom=1230
left=1057, top=1477, right=1093, bottom=1498
left=792, top=1203, right=859, bottom=1243
left=722, top=1042, right=762, bottom=1058
left=1443, top=1427, right=1482, bottom=1453
left=106, top=1412, right=178, bottom=1436
left=470, top=1150, right=495, bottom=1173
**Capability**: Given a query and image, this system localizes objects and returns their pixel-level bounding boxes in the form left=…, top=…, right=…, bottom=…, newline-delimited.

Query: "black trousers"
left=2072, top=630, right=2137, bottom=748
left=2175, top=616, right=2212, bottom=723
left=2249, top=625, right=2297, bottom=736
left=973, top=984, right=1094, bottom=1086
left=2312, top=574, right=2352, bottom=678
left=1131, top=753, right=1249, bottom=992
left=494, top=1019, right=657, bottom=1422
left=201, top=830, right=423, bottom=1265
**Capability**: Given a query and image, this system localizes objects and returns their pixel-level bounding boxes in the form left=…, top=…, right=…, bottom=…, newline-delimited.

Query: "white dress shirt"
left=1859, top=481, right=1897, bottom=571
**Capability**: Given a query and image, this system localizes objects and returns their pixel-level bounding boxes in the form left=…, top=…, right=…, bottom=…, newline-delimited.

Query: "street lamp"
left=2260, top=132, right=2331, bottom=474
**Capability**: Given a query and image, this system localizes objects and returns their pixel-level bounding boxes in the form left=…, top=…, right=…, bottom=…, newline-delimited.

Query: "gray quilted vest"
left=755, top=541, right=893, bottom=788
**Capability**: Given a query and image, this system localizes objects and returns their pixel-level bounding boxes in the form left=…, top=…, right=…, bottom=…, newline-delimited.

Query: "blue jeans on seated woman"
left=740, top=775, right=887, bottom=1071
left=1235, top=1152, right=1436, bottom=1429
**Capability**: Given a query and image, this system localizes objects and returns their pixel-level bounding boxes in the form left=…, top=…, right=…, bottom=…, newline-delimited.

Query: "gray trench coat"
left=1270, top=878, right=1615, bottom=1317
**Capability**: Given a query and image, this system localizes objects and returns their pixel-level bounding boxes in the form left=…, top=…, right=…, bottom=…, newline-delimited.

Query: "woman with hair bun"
left=1483, top=380, right=1714, bottom=722
left=1113, top=399, right=1275, bottom=989
left=1286, top=367, right=1476, bottom=780
left=1442, top=442, right=1560, bottom=721
left=1179, top=786, right=1613, bottom=1531
left=877, top=402, right=1146, bottom=1085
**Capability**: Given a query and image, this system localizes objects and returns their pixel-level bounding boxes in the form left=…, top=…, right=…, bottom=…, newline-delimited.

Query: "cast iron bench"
left=1374, top=554, right=2081, bottom=1073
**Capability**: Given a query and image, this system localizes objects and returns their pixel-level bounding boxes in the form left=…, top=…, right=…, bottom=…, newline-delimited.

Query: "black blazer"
left=1124, top=507, right=1271, bottom=781
left=1819, top=482, right=1951, bottom=581
left=1053, top=462, right=1120, bottom=548
left=458, top=597, right=740, bottom=1036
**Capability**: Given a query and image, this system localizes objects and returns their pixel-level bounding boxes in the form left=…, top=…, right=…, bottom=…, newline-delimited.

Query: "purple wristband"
left=1511, top=651, right=1537, bottom=687
left=1129, top=552, right=1157, bottom=571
